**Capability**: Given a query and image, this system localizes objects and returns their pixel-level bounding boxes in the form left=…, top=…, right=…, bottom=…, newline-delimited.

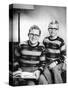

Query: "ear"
left=28, top=33, right=29, bottom=36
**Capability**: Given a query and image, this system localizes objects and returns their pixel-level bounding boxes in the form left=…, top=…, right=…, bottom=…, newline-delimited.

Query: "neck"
left=50, top=35, right=58, bottom=40
left=29, top=41, right=39, bottom=47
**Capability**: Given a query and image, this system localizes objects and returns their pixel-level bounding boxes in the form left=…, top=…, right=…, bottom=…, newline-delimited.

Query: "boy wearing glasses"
left=14, top=25, right=48, bottom=85
left=43, top=20, right=66, bottom=84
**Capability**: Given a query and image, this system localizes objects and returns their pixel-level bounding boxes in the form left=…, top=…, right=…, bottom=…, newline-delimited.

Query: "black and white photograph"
left=9, top=4, right=66, bottom=86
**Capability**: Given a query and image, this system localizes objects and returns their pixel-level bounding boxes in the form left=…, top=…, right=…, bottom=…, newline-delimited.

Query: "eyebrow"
left=29, top=33, right=39, bottom=35
left=48, top=28, right=58, bottom=30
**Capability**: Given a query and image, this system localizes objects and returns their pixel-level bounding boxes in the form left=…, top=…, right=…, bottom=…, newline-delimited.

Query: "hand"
left=62, top=62, right=66, bottom=71
left=13, top=69, right=22, bottom=78
left=49, top=61, right=57, bottom=69
left=33, top=70, right=40, bottom=80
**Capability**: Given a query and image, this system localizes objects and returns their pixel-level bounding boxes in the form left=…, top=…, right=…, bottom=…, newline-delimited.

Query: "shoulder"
left=39, top=42, right=45, bottom=51
left=19, top=40, right=28, bottom=46
left=56, top=37, right=65, bottom=48
left=57, top=37, right=65, bottom=46
left=43, top=36, right=50, bottom=43
left=57, top=37, right=64, bottom=43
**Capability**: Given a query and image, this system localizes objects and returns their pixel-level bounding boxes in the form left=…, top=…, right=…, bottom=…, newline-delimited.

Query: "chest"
left=20, top=45, right=42, bottom=57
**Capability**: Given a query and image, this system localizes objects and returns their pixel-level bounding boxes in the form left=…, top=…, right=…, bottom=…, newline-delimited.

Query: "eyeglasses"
left=48, top=28, right=58, bottom=30
left=29, top=33, right=40, bottom=37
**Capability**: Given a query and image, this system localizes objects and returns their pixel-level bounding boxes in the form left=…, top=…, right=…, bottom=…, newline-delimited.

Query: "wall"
left=10, top=5, right=66, bottom=43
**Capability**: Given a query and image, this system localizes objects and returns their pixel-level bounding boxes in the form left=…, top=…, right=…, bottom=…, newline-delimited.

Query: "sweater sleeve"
left=38, top=46, right=46, bottom=73
left=60, top=40, right=66, bottom=63
left=14, top=45, right=22, bottom=71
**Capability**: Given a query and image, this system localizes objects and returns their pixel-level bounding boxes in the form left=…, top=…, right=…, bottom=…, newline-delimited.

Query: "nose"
left=50, top=30, right=53, bottom=33
left=32, top=35, right=35, bottom=39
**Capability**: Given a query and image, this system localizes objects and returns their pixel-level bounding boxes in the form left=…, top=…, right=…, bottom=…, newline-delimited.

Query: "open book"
left=21, top=72, right=37, bottom=79
left=13, top=71, right=37, bottom=79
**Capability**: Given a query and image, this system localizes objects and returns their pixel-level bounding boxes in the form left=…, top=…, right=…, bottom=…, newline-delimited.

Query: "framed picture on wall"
left=9, top=4, right=66, bottom=86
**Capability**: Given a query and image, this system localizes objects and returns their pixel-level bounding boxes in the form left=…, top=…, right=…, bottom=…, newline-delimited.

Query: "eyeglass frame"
left=28, top=33, right=40, bottom=37
left=48, top=28, right=58, bottom=30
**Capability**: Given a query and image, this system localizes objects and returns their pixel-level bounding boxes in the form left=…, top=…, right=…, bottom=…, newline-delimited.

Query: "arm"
left=39, top=47, right=46, bottom=74
left=14, top=45, right=21, bottom=71
left=33, top=46, right=46, bottom=79
left=60, top=40, right=66, bottom=63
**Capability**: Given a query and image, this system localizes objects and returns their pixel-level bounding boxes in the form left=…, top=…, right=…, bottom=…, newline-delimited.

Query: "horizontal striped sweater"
left=43, top=36, right=66, bottom=64
left=15, top=40, right=46, bottom=72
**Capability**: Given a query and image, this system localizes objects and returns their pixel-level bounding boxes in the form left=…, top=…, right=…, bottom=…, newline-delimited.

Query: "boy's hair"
left=48, top=20, right=59, bottom=30
left=29, top=25, right=41, bottom=36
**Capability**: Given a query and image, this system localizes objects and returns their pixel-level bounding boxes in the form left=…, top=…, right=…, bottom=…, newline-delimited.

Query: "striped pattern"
left=15, top=40, right=45, bottom=72
left=43, top=36, right=66, bottom=64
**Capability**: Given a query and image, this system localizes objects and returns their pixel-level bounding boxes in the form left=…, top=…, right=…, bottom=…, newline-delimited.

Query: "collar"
left=48, top=36, right=59, bottom=41
left=28, top=40, right=39, bottom=48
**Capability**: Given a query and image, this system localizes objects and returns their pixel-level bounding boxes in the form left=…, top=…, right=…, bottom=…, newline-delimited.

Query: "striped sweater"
left=15, top=40, right=45, bottom=72
left=43, top=36, right=66, bottom=64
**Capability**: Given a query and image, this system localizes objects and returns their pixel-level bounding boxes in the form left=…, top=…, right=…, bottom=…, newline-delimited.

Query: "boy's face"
left=48, top=24, right=58, bottom=37
left=29, top=29, right=40, bottom=45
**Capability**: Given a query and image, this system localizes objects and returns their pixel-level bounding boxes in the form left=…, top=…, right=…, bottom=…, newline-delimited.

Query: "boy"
left=14, top=25, right=48, bottom=85
left=43, top=20, right=66, bottom=84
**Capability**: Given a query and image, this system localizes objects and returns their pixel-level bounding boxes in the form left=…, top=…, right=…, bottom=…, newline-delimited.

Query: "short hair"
left=48, top=20, right=59, bottom=30
left=29, top=25, right=41, bottom=36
